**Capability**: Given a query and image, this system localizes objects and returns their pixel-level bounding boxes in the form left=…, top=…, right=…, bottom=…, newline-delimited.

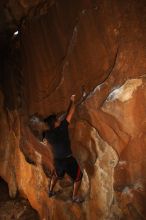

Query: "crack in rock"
left=34, top=6, right=100, bottom=102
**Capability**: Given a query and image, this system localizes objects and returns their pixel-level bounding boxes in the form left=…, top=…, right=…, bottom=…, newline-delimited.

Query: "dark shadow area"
left=0, top=177, right=39, bottom=220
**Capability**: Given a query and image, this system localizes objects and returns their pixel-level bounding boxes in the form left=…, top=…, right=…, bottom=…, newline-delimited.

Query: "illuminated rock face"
left=1, top=0, right=146, bottom=219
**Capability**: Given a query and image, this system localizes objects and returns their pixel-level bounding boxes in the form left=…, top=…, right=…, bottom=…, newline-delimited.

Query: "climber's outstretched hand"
left=70, top=94, right=76, bottom=102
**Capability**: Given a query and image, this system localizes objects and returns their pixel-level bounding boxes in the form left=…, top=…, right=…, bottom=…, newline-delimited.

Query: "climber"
left=43, top=95, right=83, bottom=203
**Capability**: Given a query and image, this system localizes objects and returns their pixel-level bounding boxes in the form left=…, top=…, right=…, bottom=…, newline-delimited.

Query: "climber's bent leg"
left=48, top=159, right=65, bottom=197
left=65, top=156, right=83, bottom=202
left=48, top=173, right=59, bottom=197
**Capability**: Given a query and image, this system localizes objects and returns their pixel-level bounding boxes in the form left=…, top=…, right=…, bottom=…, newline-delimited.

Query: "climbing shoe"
left=48, top=191, right=57, bottom=198
left=72, top=196, right=84, bottom=203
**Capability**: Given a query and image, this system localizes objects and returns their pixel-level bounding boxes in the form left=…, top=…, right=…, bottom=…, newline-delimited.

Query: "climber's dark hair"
left=44, top=114, right=57, bottom=130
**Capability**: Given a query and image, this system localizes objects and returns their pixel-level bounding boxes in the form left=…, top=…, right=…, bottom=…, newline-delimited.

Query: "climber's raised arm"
left=66, top=95, right=76, bottom=123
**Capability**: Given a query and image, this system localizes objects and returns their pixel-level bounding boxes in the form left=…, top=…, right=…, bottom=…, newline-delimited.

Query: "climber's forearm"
left=66, top=95, right=76, bottom=123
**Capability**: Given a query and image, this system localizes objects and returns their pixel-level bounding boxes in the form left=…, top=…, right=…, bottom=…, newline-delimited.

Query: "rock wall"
left=0, top=0, right=146, bottom=219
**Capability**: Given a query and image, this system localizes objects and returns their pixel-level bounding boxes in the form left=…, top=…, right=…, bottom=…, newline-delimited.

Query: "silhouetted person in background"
left=43, top=95, right=83, bottom=203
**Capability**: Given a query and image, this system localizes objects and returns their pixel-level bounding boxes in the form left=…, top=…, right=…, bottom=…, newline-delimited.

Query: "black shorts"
left=54, top=156, right=83, bottom=182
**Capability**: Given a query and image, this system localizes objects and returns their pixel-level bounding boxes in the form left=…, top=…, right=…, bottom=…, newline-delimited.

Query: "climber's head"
left=44, top=114, right=61, bottom=130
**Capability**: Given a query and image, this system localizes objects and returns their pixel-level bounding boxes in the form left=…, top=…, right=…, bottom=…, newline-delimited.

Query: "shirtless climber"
left=43, top=95, right=83, bottom=203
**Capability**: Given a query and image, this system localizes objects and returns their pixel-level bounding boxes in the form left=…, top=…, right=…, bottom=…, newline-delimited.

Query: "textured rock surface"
left=0, top=0, right=53, bottom=32
left=0, top=0, right=146, bottom=219
left=0, top=178, right=39, bottom=220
